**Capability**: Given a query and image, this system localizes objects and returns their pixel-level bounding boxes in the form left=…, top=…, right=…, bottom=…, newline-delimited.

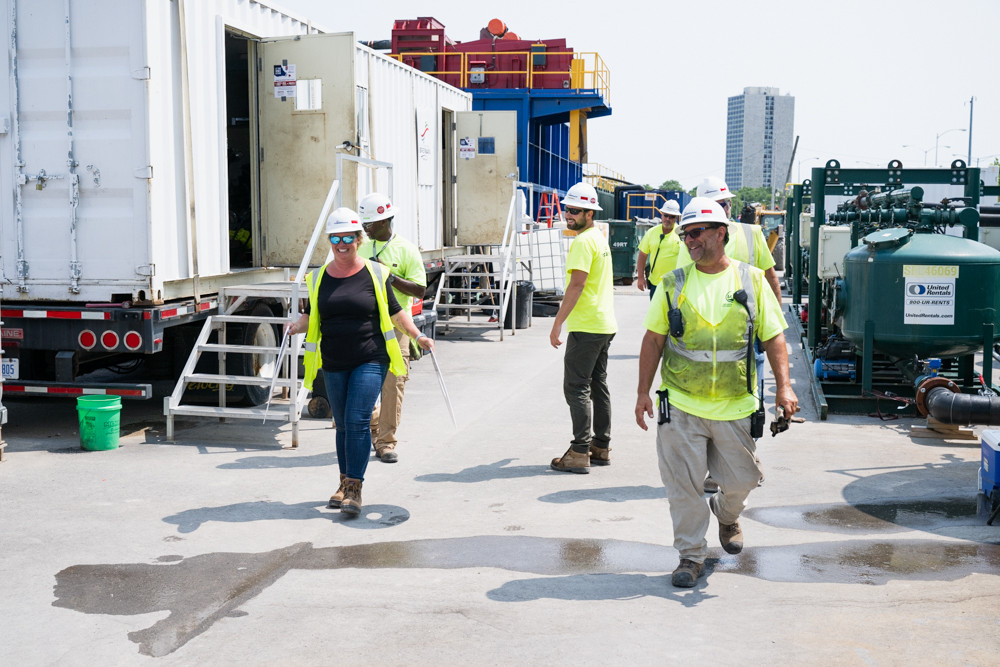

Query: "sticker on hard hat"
left=590, top=197, right=596, bottom=203
left=377, top=206, right=385, bottom=214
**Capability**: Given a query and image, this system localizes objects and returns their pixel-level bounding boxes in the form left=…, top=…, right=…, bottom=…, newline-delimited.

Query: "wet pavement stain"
left=52, top=535, right=1000, bottom=657
left=746, top=497, right=985, bottom=534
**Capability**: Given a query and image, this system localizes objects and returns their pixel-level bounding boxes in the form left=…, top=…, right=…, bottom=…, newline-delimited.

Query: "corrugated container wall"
left=356, top=45, right=470, bottom=255
left=0, top=0, right=312, bottom=303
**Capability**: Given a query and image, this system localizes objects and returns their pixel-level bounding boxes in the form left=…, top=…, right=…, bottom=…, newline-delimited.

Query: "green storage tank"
left=842, top=228, right=1000, bottom=358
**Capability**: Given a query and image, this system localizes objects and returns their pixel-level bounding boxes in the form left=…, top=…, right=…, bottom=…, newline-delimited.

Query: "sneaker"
left=671, top=558, right=704, bottom=588
left=376, top=445, right=398, bottom=463
left=703, top=476, right=720, bottom=494
left=328, top=473, right=347, bottom=509
left=719, top=521, right=743, bottom=554
left=550, top=447, right=590, bottom=474
left=589, top=444, right=611, bottom=466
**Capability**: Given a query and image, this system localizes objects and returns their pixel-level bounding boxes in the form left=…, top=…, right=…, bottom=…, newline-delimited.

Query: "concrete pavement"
left=2, top=288, right=999, bottom=665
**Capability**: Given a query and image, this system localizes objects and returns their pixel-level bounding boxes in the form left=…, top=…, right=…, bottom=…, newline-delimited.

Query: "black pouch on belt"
left=656, top=388, right=671, bottom=425
left=750, top=407, right=766, bottom=438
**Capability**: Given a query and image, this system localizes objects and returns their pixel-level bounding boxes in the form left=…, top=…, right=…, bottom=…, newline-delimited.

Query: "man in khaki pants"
left=358, top=193, right=427, bottom=463
left=635, top=197, right=798, bottom=588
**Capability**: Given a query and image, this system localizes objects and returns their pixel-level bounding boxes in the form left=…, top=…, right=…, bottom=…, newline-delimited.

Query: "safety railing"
left=583, top=162, right=629, bottom=193
left=390, top=50, right=611, bottom=103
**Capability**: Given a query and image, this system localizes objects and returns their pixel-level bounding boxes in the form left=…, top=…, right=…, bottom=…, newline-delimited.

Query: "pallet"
left=910, top=417, right=978, bottom=440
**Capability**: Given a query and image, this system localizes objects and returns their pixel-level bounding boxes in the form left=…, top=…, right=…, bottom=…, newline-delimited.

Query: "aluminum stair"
left=434, top=247, right=517, bottom=339
left=164, top=179, right=346, bottom=447
left=164, top=281, right=307, bottom=446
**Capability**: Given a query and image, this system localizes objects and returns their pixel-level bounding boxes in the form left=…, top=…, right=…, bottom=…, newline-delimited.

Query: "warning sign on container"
left=903, top=275, right=956, bottom=325
left=459, top=137, right=476, bottom=160
left=274, top=64, right=296, bottom=99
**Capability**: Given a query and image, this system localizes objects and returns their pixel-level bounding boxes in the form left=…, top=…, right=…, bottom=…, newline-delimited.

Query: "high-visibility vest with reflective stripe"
left=660, top=261, right=757, bottom=400
left=302, top=259, right=406, bottom=390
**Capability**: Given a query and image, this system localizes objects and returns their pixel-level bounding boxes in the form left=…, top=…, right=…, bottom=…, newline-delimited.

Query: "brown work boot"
left=671, top=558, right=704, bottom=588
left=589, top=444, right=611, bottom=466
left=709, top=493, right=744, bottom=554
left=375, top=444, right=398, bottom=463
left=328, top=473, right=347, bottom=509
left=550, top=447, right=590, bottom=474
left=719, top=520, right=744, bottom=554
left=340, top=478, right=363, bottom=516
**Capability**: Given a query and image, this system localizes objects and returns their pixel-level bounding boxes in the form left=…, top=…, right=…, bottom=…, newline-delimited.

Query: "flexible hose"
left=925, top=386, right=1000, bottom=425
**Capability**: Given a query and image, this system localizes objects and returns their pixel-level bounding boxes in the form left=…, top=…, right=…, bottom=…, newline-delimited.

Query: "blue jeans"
left=323, top=361, right=388, bottom=481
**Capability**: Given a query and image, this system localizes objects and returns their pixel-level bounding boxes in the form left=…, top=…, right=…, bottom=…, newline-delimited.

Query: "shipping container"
left=0, top=0, right=473, bottom=399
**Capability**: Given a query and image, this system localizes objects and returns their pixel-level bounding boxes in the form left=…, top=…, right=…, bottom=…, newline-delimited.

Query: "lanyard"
left=648, top=233, right=665, bottom=275
left=371, top=234, right=394, bottom=262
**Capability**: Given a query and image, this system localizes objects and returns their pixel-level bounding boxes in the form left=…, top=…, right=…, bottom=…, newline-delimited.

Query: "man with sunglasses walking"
left=549, top=182, right=618, bottom=473
left=358, top=193, right=427, bottom=463
left=637, top=199, right=682, bottom=299
left=635, top=197, right=798, bottom=588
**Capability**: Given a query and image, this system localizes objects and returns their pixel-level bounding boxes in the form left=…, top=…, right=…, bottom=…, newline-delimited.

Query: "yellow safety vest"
left=302, top=259, right=406, bottom=390
left=659, top=261, right=757, bottom=400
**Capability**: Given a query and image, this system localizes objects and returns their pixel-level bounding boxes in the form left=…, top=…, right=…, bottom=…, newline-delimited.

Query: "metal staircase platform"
left=164, top=281, right=307, bottom=445
left=434, top=248, right=517, bottom=338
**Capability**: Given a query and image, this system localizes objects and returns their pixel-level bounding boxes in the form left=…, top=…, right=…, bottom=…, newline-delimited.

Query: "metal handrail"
left=389, top=50, right=610, bottom=103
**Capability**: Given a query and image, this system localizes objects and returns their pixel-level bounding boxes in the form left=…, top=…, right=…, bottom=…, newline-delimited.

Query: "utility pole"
left=968, top=96, right=975, bottom=164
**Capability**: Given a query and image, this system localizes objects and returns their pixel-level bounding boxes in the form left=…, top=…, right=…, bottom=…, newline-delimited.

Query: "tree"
left=658, top=179, right=685, bottom=192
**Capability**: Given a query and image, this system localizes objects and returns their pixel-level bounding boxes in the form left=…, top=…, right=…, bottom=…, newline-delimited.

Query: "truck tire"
left=231, top=302, right=280, bottom=406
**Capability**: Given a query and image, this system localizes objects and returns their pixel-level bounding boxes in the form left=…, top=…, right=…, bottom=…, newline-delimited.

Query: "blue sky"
left=275, top=0, right=1000, bottom=191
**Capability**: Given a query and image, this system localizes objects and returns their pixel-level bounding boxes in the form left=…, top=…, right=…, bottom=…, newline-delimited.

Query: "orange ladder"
left=536, top=191, right=563, bottom=227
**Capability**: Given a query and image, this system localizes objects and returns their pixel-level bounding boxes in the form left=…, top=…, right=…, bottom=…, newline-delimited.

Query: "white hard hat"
left=658, top=200, right=681, bottom=216
left=325, top=207, right=363, bottom=235
left=561, top=182, right=603, bottom=211
left=358, top=192, right=395, bottom=223
left=679, top=197, right=729, bottom=229
left=697, top=176, right=735, bottom=201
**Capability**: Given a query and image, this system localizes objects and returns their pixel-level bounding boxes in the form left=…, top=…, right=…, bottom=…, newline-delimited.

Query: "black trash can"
left=503, top=280, right=535, bottom=329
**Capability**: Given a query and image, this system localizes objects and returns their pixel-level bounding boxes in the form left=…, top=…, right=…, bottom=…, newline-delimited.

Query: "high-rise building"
left=725, top=87, right=795, bottom=192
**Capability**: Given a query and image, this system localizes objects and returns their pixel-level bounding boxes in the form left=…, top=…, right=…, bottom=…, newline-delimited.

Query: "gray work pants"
left=563, top=331, right=615, bottom=452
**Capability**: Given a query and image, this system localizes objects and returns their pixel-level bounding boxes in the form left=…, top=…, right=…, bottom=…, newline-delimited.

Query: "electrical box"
left=981, top=430, right=1000, bottom=495
left=469, top=60, right=486, bottom=85
left=799, top=211, right=813, bottom=249
left=817, top=225, right=852, bottom=279
left=979, top=226, right=1000, bottom=252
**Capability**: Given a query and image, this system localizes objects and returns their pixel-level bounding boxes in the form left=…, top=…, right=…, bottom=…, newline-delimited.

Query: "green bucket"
left=77, top=396, right=122, bottom=451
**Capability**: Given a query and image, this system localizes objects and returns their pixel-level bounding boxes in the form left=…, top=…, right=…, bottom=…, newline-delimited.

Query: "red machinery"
left=390, top=17, right=574, bottom=90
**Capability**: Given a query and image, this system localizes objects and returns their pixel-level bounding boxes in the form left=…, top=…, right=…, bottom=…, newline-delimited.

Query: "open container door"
left=455, top=110, right=518, bottom=245
left=257, top=33, right=359, bottom=268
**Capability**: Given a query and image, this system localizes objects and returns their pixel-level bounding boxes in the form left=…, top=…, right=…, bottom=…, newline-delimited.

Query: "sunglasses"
left=565, top=207, right=585, bottom=216
left=678, top=225, right=718, bottom=241
left=719, top=200, right=732, bottom=209
left=329, top=234, right=356, bottom=245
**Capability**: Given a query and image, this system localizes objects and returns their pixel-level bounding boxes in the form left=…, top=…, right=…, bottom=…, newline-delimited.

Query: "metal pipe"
left=925, top=386, right=1000, bottom=425
left=65, top=0, right=80, bottom=293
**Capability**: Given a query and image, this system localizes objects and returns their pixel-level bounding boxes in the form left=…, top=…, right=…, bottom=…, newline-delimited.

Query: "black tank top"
left=310, top=268, right=401, bottom=371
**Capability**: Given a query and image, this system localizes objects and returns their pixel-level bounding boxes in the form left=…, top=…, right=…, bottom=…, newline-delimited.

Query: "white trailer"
left=0, top=0, right=472, bottom=401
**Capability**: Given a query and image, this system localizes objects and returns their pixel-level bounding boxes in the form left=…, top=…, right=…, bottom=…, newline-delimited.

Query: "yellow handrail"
left=389, top=50, right=610, bottom=104
left=583, top=163, right=629, bottom=193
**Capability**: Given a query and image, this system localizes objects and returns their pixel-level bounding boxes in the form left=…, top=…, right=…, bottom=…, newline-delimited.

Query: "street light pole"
left=935, top=128, right=966, bottom=167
